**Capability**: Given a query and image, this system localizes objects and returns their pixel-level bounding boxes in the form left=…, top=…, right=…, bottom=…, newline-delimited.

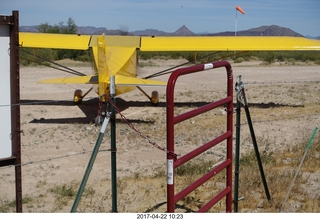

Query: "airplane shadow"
left=21, top=98, right=303, bottom=125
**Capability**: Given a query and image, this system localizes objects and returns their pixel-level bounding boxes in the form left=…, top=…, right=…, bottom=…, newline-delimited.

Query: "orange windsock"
left=236, top=6, right=245, bottom=14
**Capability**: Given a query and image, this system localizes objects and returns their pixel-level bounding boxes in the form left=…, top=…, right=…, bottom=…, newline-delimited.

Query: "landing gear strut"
left=73, top=87, right=93, bottom=105
left=136, top=86, right=160, bottom=106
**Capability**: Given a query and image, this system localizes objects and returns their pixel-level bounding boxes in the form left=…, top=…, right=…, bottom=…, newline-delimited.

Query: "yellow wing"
left=19, top=32, right=91, bottom=50
left=140, top=36, right=320, bottom=51
left=19, top=33, right=320, bottom=90
left=19, top=33, right=320, bottom=52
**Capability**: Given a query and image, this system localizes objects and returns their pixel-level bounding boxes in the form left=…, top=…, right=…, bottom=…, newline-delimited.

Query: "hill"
left=20, top=24, right=315, bottom=38
left=204, top=25, right=304, bottom=37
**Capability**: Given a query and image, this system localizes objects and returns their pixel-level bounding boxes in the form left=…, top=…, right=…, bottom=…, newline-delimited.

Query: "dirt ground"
left=0, top=58, right=319, bottom=213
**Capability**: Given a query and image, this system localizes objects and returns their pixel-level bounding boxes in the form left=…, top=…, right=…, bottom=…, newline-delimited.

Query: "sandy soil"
left=0, top=59, right=319, bottom=213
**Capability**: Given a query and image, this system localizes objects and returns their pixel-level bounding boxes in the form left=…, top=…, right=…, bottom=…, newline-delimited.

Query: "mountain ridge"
left=19, top=24, right=319, bottom=38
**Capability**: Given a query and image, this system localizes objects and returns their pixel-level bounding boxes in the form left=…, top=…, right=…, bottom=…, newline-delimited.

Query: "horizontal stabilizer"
left=114, top=75, right=166, bottom=86
left=37, top=75, right=166, bottom=86
left=37, top=75, right=97, bottom=84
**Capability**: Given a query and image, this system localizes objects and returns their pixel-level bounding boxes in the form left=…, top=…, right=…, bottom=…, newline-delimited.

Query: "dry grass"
left=1, top=105, right=319, bottom=213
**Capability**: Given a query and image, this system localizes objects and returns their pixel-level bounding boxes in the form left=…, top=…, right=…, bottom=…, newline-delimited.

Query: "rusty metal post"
left=11, top=10, right=22, bottom=213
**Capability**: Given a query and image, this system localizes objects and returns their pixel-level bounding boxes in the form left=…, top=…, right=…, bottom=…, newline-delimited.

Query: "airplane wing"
left=19, top=32, right=320, bottom=99
left=19, top=32, right=91, bottom=50
left=140, top=36, right=320, bottom=51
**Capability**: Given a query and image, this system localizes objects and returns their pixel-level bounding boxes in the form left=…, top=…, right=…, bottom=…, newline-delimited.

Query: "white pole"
left=235, top=9, right=238, bottom=36
left=234, top=9, right=238, bottom=58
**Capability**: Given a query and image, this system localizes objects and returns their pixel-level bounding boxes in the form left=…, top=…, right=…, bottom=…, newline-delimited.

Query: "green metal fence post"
left=110, top=76, right=117, bottom=212
left=70, top=114, right=111, bottom=212
left=242, top=89, right=271, bottom=201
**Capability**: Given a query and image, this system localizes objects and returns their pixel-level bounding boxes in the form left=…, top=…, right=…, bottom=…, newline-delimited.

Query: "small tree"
left=35, top=18, right=91, bottom=61
left=38, top=17, right=77, bottom=34
left=59, top=18, right=77, bottom=34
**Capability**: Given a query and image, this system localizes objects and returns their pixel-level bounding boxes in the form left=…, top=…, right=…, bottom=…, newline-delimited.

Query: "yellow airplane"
left=19, top=32, right=320, bottom=116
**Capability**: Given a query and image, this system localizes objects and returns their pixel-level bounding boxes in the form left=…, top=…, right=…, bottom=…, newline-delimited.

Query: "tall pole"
left=234, top=6, right=245, bottom=59
left=235, top=9, right=238, bottom=37
left=110, top=76, right=117, bottom=212
left=234, top=9, right=238, bottom=58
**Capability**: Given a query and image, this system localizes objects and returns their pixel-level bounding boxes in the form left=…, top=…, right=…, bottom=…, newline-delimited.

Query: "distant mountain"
left=20, top=24, right=315, bottom=38
left=77, top=26, right=108, bottom=35
left=207, top=25, right=304, bottom=37
left=306, top=35, right=320, bottom=40
left=246, top=25, right=304, bottom=37
left=173, top=25, right=195, bottom=36
left=20, top=25, right=39, bottom=32
left=131, top=29, right=169, bottom=36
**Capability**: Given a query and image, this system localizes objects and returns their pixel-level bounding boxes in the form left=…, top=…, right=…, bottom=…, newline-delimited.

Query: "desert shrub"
left=262, top=52, right=275, bottom=64
left=234, top=57, right=244, bottom=63
left=287, top=58, right=296, bottom=65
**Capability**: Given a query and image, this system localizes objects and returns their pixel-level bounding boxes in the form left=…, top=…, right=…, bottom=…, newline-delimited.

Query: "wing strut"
left=19, top=47, right=87, bottom=76
left=136, top=86, right=160, bottom=106
left=136, top=86, right=152, bottom=100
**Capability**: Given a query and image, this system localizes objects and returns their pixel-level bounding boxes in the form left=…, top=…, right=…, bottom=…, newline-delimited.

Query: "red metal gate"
left=166, top=60, right=233, bottom=212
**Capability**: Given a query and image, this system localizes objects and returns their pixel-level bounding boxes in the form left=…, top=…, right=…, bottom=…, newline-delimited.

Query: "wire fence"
left=0, top=149, right=109, bottom=170
left=1, top=79, right=319, bottom=171
left=1, top=100, right=318, bottom=171
left=0, top=96, right=97, bottom=108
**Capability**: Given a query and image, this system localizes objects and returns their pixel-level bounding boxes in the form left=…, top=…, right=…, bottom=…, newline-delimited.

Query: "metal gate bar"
left=166, top=60, right=233, bottom=213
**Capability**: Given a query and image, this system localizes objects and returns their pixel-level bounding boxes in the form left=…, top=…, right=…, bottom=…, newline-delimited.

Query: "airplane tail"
left=95, top=35, right=136, bottom=100
left=94, top=35, right=165, bottom=100
left=36, top=33, right=166, bottom=101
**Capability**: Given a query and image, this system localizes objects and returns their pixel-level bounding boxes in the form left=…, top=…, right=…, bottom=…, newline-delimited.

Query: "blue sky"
left=1, top=0, right=320, bottom=37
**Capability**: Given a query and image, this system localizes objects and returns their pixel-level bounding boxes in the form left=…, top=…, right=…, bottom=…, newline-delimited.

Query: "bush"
left=234, top=57, right=244, bottom=63
left=262, top=52, right=275, bottom=64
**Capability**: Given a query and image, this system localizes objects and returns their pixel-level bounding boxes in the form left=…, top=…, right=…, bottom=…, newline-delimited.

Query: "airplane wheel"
left=74, top=89, right=83, bottom=105
left=151, top=91, right=159, bottom=106
left=95, top=116, right=104, bottom=126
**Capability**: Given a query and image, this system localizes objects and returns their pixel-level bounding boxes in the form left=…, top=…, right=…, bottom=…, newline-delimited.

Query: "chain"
left=105, top=95, right=177, bottom=160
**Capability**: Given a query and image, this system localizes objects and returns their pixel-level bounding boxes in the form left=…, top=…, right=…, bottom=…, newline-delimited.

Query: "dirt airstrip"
left=0, top=59, right=319, bottom=213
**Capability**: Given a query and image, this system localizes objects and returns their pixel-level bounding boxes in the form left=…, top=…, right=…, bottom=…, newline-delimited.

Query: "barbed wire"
left=1, top=88, right=318, bottom=170
left=1, top=79, right=319, bottom=108
left=0, top=149, right=109, bottom=170
left=240, top=112, right=319, bottom=126
left=0, top=96, right=97, bottom=108
left=245, top=80, right=320, bottom=85
left=1, top=110, right=317, bottom=171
